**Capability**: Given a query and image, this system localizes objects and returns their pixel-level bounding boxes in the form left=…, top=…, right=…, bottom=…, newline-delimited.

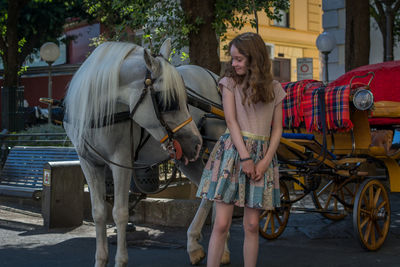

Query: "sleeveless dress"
left=196, top=77, right=286, bottom=210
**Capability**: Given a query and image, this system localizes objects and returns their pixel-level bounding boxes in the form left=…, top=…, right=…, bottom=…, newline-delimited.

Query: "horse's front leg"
left=111, top=166, right=131, bottom=267
left=187, top=198, right=212, bottom=265
left=187, top=198, right=231, bottom=265
left=80, top=159, right=109, bottom=267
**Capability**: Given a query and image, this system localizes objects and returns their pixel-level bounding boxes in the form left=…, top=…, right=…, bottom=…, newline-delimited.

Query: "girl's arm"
left=254, top=102, right=283, bottom=181
left=222, top=86, right=256, bottom=178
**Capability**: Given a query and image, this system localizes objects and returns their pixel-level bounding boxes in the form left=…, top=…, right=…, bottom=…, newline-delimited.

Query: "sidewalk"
left=0, top=193, right=399, bottom=266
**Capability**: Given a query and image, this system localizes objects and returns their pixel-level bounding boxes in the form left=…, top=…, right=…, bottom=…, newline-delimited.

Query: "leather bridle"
left=84, top=65, right=194, bottom=167
left=130, top=68, right=193, bottom=153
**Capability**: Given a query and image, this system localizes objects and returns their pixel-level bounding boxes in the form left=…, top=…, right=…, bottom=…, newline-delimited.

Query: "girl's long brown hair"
left=224, top=32, right=274, bottom=105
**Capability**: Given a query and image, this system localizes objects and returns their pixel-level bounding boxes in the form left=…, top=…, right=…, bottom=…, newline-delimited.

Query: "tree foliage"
left=0, top=0, right=89, bottom=87
left=213, top=0, right=289, bottom=43
left=83, top=0, right=289, bottom=72
left=83, top=0, right=191, bottom=53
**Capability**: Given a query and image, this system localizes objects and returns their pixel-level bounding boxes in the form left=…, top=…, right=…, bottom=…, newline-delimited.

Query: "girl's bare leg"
left=243, top=207, right=260, bottom=267
left=207, top=202, right=234, bottom=267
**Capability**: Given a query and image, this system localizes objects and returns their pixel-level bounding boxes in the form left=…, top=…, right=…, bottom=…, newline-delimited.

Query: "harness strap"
left=149, top=85, right=174, bottom=137
left=89, top=111, right=131, bottom=128
left=134, top=127, right=151, bottom=161
left=130, top=86, right=149, bottom=118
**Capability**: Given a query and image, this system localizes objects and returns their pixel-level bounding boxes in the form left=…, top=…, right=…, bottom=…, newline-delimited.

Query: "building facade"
left=221, top=0, right=323, bottom=82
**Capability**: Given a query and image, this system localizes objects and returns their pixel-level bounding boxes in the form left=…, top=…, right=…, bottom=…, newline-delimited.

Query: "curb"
left=131, top=198, right=205, bottom=227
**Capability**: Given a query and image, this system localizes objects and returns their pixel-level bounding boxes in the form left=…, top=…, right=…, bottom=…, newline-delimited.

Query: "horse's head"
left=124, top=39, right=202, bottom=163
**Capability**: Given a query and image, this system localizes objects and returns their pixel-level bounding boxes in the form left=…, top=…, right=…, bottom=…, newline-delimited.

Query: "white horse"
left=134, top=64, right=230, bottom=265
left=63, top=39, right=202, bottom=267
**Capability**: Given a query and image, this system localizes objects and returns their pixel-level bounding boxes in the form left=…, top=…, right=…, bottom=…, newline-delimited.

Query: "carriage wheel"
left=312, top=177, right=358, bottom=221
left=353, top=179, right=390, bottom=251
left=259, top=180, right=290, bottom=240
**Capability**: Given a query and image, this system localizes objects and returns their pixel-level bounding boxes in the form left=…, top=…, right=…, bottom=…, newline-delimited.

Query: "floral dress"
left=196, top=77, right=286, bottom=210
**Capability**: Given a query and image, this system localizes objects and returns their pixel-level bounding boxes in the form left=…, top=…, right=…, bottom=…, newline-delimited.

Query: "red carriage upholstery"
left=281, top=61, right=400, bottom=129
left=329, top=60, right=400, bottom=126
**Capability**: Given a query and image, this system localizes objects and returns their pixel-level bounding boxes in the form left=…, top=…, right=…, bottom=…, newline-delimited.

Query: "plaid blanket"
left=282, top=80, right=322, bottom=128
left=301, top=84, right=353, bottom=132
left=325, top=85, right=353, bottom=131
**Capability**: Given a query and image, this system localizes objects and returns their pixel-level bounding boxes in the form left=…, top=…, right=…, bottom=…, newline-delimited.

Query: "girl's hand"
left=241, top=159, right=256, bottom=179
left=254, top=157, right=271, bottom=181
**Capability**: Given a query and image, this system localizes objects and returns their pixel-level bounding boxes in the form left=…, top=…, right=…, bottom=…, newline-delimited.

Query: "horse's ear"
left=144, top=49, right=161, bottom=75
left=159, top=38, right=172, bottom=60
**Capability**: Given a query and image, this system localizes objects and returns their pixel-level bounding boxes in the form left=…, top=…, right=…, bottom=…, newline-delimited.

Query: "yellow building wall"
left=221, top=0, right=322, bottom=82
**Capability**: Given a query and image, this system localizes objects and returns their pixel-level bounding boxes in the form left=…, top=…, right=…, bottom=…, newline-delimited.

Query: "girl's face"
left=230, top=44, right=247, bottom=76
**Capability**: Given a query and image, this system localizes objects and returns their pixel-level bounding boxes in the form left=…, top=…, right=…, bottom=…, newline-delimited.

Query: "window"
left=273, top=10, right=289, bottom=28
left=273, top=58, right=291, bottom=82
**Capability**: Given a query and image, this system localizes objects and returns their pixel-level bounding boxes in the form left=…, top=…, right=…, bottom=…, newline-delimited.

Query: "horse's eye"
left=155, top=91, right=180, bottom=112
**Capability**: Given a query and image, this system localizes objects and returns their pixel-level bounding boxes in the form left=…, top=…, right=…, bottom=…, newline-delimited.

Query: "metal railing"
left=0, top=132, right=72, bottom=144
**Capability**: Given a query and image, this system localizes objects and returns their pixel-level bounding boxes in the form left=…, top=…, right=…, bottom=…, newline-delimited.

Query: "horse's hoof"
left=189, top=248, right=206, bottom=265
left=94, top=260, right=108, bottom=267
left=221, top=251, right=230, bottom=265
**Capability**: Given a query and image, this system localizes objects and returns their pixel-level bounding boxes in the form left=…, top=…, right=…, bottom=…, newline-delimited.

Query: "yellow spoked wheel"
left=312, top=177, right=358, bottom=221
left=353, top=179, right=391, bottom=251
left=259, top=180, right=290, bottom=240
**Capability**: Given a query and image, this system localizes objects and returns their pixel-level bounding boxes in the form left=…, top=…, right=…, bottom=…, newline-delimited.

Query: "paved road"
left=0, top=193, right=400, bottom=267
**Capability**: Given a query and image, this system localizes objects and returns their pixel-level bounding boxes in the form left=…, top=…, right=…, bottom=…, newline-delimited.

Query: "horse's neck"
left=177, top=65, right=221, bottom=105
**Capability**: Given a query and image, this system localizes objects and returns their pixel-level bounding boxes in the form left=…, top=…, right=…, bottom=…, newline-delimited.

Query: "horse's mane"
left=64, top=42, right=137, bottom=145
left=64, top=41, right=187, bottom=147
left=157, top=58, right=187, bottom=108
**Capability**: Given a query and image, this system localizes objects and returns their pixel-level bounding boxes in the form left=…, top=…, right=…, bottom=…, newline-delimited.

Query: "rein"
left=84, top=135, right=177, bottom=195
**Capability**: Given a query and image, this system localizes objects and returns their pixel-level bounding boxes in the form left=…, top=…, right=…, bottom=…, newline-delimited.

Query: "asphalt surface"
left=0, top=193, right=400, bottom=267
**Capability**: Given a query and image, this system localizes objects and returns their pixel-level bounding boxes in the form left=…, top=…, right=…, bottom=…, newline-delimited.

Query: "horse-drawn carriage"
left=256, top=61, right=400, bottom=251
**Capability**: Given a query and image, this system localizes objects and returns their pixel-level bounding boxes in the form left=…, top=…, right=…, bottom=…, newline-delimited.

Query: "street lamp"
left=40, top=42, right=60, bottom=124
left=316, top=31, right=336, bottom=84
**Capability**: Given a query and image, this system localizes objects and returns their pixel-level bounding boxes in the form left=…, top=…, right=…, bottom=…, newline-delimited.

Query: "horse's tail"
left=64, top=42, right=137, bottom=146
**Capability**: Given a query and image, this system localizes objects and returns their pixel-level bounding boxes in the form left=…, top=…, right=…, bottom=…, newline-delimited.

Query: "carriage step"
left=334, top=158, right=367, bottom=165
left=292, top=207, right=347, bottom=215
left=335, top=170, right=369, bottom=177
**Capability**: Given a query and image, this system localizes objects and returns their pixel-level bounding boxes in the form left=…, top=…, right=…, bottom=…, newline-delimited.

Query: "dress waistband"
left=225, top=129, right=269, bottom=141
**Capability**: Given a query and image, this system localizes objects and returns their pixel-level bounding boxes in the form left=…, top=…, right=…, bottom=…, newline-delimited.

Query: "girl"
left=196, top=32, right=286, bottom=267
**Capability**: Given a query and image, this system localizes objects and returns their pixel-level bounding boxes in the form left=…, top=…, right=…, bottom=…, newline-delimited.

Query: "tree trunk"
left=385, top=12, right=394, bottom=61
left=371, top=0, right=400, bottom=62
left=345, top=0, right=370, bottom=71
left=181, top=0, right=221, bottom=75
left=4, top=0, right=21, bottom=87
